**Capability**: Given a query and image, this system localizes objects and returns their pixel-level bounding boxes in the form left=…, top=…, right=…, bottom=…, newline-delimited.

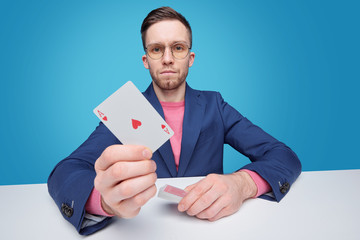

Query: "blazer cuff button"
left=61, top=203, right=74, bottom=218
left=280, top=182, right=290, bottom=194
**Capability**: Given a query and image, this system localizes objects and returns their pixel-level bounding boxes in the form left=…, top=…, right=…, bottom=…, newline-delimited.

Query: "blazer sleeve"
left=216, top=92, right=302, bottom=202
left=47, top=122, right=120, bottom=235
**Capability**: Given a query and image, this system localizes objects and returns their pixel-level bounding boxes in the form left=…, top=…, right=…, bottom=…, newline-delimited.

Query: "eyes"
left=149, top=43, right=186, bottom=53
left=146, top=43, right=190, bottom=60
left=173, top=44, right=185, bottom=52
left=152, top=47, right=162, bottom=53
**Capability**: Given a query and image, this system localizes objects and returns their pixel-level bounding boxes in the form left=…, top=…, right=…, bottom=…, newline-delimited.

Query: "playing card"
left=158, top=184, right=187, bottom=203
left=93, top=81, right=174, bottom=152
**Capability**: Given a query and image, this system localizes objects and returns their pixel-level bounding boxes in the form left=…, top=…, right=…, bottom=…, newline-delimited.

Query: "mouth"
left=160, top=70, right=177, bottom=75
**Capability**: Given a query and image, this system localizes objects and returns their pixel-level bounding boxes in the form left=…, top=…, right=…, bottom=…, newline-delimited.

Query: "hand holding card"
left=93, top=81, right=174, bottom=152
left=92, top=81, right=173, bottom=219
left=94, top=144, right=158, bottom=218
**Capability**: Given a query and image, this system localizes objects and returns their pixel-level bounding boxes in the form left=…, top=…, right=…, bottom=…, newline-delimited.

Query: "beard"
left=150, top=68, right=188, bottom=90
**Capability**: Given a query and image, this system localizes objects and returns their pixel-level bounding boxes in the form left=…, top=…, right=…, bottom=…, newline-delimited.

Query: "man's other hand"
left=177, top=172, right=257, bottom=221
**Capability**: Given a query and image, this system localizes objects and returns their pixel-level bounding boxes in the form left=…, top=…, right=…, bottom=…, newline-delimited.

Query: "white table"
left=1, top=170, right=359, bottom=240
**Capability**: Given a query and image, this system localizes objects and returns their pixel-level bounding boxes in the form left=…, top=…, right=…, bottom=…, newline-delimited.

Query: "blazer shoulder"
left=187, top=85, right=222, bottom=101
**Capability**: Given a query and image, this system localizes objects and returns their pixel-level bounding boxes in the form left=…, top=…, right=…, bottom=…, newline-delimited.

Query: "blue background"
left=1, top=0, right=359, bottom=185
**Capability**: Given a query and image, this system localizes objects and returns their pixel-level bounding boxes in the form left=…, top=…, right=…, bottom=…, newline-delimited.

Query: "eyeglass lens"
left=147, top=43, right=189, bottom=59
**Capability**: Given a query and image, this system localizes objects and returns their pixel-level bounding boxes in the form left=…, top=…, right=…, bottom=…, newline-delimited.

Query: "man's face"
left=142, top=20, right=195, bottom=91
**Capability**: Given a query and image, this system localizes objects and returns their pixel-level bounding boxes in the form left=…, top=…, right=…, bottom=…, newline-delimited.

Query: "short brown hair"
left=141, top=7, right=192, bottom=50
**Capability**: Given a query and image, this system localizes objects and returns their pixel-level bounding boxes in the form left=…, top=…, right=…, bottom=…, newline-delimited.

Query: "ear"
left=188, top=52, right=195, bottom=67
left=142, top=54, right=149, bottom=69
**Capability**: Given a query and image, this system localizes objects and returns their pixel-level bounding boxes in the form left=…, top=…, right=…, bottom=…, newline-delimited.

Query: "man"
left=48, top=7, right=301, bottom=235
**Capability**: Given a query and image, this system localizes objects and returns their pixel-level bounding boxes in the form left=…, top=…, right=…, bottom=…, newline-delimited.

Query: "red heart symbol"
left=161, top=124, right=170, bottom=134
left=102, top=116, right=107, bottom=121
left=132, top=119, right=142, bottom=129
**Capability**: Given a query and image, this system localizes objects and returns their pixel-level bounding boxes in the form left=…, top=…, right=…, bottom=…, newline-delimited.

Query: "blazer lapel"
left=143, top=83, right=177, bottom=177
left=177, top=84, right=206, bottom=177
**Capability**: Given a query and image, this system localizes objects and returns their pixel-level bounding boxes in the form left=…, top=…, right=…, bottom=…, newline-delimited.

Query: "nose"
left=161, top=47, right=174, bottom=65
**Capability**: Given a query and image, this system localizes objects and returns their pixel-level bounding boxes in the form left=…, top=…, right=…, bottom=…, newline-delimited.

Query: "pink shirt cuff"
left=85, top=188, right=114, bottom=217
left=240, top=169, right=272, bottom=198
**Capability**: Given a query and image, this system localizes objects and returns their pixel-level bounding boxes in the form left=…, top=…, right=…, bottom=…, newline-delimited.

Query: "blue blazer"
left=48, top=83, right=301, bottom=235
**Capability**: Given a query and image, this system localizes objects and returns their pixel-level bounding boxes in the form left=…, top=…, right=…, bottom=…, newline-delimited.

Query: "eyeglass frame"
left=145, top=42, right=192, bottom=60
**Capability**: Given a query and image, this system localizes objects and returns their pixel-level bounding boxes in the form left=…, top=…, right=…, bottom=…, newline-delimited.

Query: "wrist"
left=232, top=171, right=258, bottom=199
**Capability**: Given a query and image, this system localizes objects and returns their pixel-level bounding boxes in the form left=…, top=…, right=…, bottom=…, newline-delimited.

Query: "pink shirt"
left=85, top=101, right=271, bottom=215
left=160, top=101, right=271, bottom=198
left=160, top=101, right=185, bottom=171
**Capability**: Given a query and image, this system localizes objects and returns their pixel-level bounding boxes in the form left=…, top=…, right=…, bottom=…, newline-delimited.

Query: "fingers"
left=195, top=196, right=233, bottom=220
left=100, top=172, right=157, bottom=217
left=178, top=177, right=217, bottom=213
left=178, top=174, right=244, bottom=221
left=178, top=174, right=219, bottom=213
left=95, top=159, right=156, bottom=190
left=115, top=185, right=157, bottom=218
left=208, top=206, right=233, bottom=222
left=93, top=144, right=157, bottom=219
left=183, top=188, right=222, bottom=216
left=100, top=171, right=156, bottom=204
left=95, top=145, right=152, bottom=172
left=113, top=172, right=157, bottom=201
left=183, top=182, right=196, bottom=192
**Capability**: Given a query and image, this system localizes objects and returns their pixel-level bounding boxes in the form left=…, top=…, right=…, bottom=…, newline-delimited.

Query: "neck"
left=152, top=81, right=186, bottom=102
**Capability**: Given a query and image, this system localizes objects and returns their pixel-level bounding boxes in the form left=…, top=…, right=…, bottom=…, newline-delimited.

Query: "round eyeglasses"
left=145, top=42, right=191, bottom=60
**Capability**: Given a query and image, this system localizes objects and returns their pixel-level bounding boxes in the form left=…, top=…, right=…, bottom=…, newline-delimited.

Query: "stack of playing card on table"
left=93, top=81, right=186, bottom=202
left=158, top=184, right=187, bottom=203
